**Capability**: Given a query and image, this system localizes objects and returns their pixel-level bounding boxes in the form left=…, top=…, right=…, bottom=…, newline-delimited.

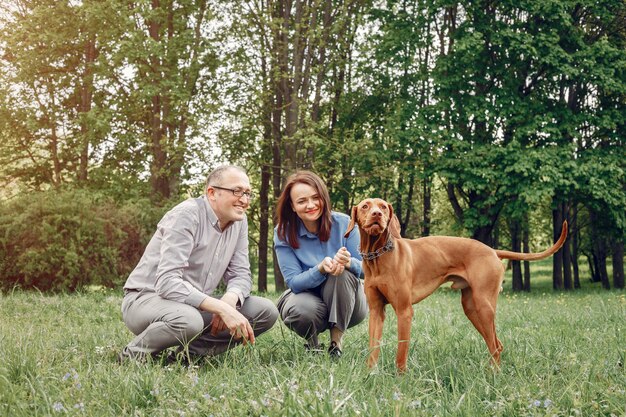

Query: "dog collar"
left=360, top=239, right=394, bottom=261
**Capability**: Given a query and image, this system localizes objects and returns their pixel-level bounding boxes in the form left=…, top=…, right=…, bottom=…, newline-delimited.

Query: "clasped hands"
left=318, top=246, right=351, bottom=275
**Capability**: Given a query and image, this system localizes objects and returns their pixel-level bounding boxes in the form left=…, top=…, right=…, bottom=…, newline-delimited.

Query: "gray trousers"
left=121, top=290, right=278, bottom=359
left=277, top=270, right=368, bottom=347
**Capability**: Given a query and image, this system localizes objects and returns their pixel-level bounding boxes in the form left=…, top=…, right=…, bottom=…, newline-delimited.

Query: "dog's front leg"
left=394, top=303, right=414, bottom=373
left=366, top=288, right=386, bottom=368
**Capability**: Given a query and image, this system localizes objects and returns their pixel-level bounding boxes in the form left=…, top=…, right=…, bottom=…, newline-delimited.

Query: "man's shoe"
left=117, top=348, right=149, bottom=364
left=163, top=351, right=202, bottom=367
left=328, top=341, right=342, bottom=359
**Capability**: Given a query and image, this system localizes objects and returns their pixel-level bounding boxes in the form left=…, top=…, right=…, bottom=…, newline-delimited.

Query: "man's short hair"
left=206, top=165, right=247, bottom=188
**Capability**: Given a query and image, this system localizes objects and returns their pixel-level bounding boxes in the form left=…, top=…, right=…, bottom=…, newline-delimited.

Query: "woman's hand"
left=318, top=256, right=345, bottom=275
left=333, top=247, right=351, bottom=269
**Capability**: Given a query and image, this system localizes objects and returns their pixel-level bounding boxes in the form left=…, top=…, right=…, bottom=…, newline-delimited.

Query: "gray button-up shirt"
left=123, top=196, right=252, bottom=307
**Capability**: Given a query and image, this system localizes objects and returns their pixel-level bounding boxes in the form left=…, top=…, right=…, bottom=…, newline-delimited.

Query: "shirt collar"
left=298, top=219, right=318, bottom=238
left=202, top=195, right=221, bottom=231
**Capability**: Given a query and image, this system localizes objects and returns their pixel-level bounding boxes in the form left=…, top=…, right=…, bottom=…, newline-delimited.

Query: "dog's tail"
left=495, top=221, right=568, bottom=261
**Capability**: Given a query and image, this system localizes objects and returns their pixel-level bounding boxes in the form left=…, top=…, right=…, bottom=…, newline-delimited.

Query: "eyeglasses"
left=210, top=185, right=255, bottom=200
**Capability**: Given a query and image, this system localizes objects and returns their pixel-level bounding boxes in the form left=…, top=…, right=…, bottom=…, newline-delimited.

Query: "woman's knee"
left=328, top=270, right=359, bottom=289
left=280, top=296, right=326, bottom=328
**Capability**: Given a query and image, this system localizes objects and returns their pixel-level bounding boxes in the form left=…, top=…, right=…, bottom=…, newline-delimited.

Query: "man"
left=120, top=165, right=278, bottom=363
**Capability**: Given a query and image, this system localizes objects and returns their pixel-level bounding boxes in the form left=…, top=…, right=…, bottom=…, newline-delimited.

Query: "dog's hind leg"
left=461, top=287, right=488, bottom=342
left=461, top=287, right=504, bottom=363
left=472, top=293, right=502, bottom=366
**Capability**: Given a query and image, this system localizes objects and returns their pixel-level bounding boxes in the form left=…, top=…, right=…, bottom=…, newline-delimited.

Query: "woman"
left=274, top=171, right=367, bottom=358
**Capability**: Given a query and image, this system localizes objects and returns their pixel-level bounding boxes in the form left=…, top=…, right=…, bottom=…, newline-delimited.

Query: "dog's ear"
left=344, top=205, right=357, bottom=238
left=389, top=212, right=402, bottom=239
left=390, top=215, right=401, bottom=239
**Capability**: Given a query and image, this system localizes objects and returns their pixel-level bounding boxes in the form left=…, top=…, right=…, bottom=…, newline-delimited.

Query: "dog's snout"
left=371, top=209, right=382, bottom=217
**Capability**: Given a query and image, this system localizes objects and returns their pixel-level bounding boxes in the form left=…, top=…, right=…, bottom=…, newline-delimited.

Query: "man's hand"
left=200, top=296, right=255, bottom=345
left=209, top=292, right=239, bottom=335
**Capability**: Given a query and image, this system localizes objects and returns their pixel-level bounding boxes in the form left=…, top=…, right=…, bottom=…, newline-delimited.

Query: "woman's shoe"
left=304, top=343, right=325, bottom=354
left=328, top=341, right=342, bottom=359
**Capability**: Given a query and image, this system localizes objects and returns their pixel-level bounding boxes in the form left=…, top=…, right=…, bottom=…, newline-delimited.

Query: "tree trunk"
left=587, top=255, right=597, bottom=282
left=422, top=174, right=431, bottom=237
left=147, top=1, right=169, bottom=200
left=522, top=214, right=531, bottom=291
left=49, top=115, right=63, bottom=187
left=258, top=163, right=270, bottom=292
left=78, top=36, right=96, bottom=182
left=510, top=219, right=523, bottom=292
left=552, top=206, right=564, bottom=290
left=571, top=204, right=581, bottom=288
left=596, top=249, right=611, bottom=290
left=270, top=0, right=286, bottom=292
left=592, top=240, right=610, bottom=289
left=257, top=80, right=272, bottom=292
left=401, top=171, right=416, bottom=238
left=589, top=210, right=610, bottom=289
left=561, top=202, right=573, bottom=290
left=612, top=240, right=624, bottom=289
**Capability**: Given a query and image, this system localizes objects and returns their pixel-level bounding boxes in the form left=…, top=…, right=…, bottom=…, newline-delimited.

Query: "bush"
left=0, top=189, right=165, bottom=292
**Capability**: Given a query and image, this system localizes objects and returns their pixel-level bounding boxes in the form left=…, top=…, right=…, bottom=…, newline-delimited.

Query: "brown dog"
left=345, top=198, right=567, bottom=372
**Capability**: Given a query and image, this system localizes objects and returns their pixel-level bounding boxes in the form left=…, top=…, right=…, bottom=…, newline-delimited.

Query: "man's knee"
left=246, top=296, right=279, bottom=334
left=166, top=307, right=204, bottom=340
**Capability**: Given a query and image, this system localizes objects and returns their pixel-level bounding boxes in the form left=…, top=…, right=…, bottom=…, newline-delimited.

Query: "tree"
left=217, top=0, right=369, bottom=290
left=0, top=0, right=118, bottom=191
left=112, top=0, right=217, bottom=201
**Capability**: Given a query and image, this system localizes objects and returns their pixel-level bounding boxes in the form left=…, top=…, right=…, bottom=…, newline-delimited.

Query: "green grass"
left=1, top=262, right=624, bottom=416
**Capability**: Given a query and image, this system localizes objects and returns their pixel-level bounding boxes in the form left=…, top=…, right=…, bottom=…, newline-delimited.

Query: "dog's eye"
left=361, top=204, right=368, bottom=210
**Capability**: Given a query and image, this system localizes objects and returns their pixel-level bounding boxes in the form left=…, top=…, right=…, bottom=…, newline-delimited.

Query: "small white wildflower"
left=408, top=399, right=422, bottom=408
left=189, top=374, right=199, bottom=386
left=52, top=402, right=65, bottom=412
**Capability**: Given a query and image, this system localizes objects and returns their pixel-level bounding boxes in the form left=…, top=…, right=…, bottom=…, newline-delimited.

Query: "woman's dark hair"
left=275, top=171, right=332, bottom=249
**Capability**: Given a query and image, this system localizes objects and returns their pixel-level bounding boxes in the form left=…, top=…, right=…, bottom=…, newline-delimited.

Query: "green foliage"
left=0, top=189, right=164, bottom=292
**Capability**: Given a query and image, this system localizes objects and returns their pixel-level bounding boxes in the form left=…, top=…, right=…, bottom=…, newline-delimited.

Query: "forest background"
left=0, top=0, right=624, bottom=294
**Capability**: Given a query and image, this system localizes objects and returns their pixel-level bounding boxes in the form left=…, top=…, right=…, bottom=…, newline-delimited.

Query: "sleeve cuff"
left=185, top=290, right=209, bottom=308
left=228, top=288, right=245, bottom=307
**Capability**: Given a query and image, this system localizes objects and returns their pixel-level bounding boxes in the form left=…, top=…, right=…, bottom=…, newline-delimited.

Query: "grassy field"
left=1, top=263, right=624, bottom=416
